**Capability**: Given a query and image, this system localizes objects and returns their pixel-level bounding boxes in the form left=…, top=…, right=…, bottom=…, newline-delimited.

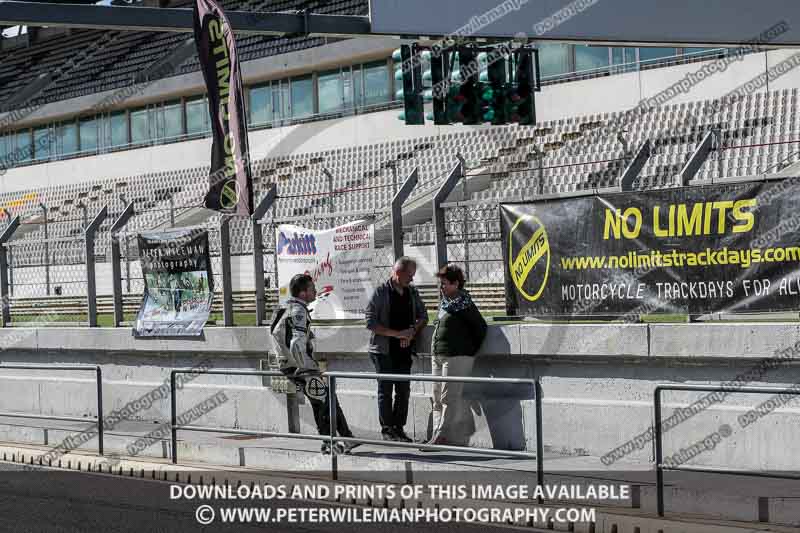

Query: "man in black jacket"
left=365, top=257, right=428, bottom=442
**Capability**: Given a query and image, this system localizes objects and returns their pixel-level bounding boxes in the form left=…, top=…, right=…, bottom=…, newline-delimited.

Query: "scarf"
left=440, top=289, right=473, bottom=314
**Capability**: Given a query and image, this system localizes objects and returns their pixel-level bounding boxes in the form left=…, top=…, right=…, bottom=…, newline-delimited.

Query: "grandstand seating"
left=0, top=87, right=798, bottom=272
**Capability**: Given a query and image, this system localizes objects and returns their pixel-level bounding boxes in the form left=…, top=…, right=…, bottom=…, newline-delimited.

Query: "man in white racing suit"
left=271, top=273, right=360, bottom=455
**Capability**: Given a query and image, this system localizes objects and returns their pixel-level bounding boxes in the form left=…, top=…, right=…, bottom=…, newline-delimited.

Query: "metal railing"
left=0, top=364, right=103, bottom=455
left=654, top=384, right=800, bottom=517
left=325, top=372, right=543, bottom=490
left=169, top=368, right=331, bottom=465
left=170, top=368, right=543, bottom=493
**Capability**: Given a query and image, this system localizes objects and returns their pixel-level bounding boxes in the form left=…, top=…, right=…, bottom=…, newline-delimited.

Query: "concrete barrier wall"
left=0, top=323, right=798, bottom=469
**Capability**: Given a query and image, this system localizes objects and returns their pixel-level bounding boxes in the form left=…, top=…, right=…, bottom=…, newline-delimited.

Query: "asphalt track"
left=0, top=463, right=544, bottom=533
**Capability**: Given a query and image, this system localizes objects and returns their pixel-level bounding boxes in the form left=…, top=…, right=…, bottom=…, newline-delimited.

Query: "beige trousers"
left=431, top=354, right=475, bottom=444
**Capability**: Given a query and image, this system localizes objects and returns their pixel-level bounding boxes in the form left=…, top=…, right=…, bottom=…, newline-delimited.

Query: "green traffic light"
left=483, top=109, right=495, bottom=121
left=392, top=49, right=403, bottom=62
left=482, top=87, right=494, bottom=101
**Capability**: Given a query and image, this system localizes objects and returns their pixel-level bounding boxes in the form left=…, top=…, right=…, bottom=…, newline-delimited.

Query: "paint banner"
left=276, top=220, right=375, bottom=319
left=501, top=179, right=800, bottom=316
left=135, top=229, right=214, bottom=337
left=193, top=0, right=253, bottom=216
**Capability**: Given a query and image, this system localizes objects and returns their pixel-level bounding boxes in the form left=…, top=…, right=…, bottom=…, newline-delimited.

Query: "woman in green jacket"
left=426, top=263, right=488, bottom=447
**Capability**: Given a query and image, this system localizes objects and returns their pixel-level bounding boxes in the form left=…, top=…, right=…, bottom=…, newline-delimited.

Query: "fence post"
left=125, top=235, right=131, bottom=293
left=391, top=168, right=418, bottom=261
left=110, top=202, right=135, bottom=327
left=654, top=387, right=665, bottom=517
left=40, top=203, right=50, bottom=296
left=219, top=216, right=234, bottom=327
left=324, top=168, right=335, bottom=225
left=170, top=370, right=178, bottom=464
left=620, top=140, right=651, bottom=191
left=533, top=146, right=544, bottom=196
left=7, top=246, right=12, bottom=298
left=461, top=179, right=470, bottom=279
left=433, top=161, right=463, bottom=269
left=0, top=217, right=20, bottom=327
left=252, top=185, right=277, bottom=327
left=85, top=205, right=108, bottom=327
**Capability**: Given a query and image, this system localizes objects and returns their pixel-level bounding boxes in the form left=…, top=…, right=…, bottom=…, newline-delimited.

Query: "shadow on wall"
left=460, top=355, right=533, bottom=452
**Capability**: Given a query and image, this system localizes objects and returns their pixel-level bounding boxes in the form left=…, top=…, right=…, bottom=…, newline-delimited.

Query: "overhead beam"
left=0, top=2, right=372, bottom=36
left=370, top=0, right=800, bottom=47
left=3, top=0, right=799, bottom=47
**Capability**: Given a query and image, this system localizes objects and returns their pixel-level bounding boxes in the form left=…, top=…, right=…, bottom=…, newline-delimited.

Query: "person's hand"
left=396, top=328, right=415, bottom=340
left=400, top=338, right=410, bottom=349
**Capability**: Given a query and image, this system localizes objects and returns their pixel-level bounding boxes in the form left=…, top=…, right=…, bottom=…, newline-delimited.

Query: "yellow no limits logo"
left=508, top=214, right=550, bottom=302
left=220, top=179, right=240, bottom=210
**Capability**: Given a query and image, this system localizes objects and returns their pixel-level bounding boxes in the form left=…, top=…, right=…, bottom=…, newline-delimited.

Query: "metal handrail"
left=170, top=368, right=544, bottom=496
left=0, top=364, right=103, bottom=455
left=654, top=384, right=800, bottom=517
left=324, top=371, right=544, bottom=495
left=169, top=369, right=330, bottom=466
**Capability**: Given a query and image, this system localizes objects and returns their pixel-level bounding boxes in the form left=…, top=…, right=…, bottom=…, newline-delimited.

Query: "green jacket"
left=433, top=290, right=487, bottom=357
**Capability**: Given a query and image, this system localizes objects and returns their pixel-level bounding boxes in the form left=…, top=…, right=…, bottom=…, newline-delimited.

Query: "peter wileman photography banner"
left=276, top=220, right=374, bottom=319
left=501, top=179, right=800, bottom=316
left=135, top=229, right=215, bottom=337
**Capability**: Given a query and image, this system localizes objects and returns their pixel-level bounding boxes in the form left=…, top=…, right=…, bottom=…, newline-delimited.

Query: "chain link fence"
left=0, top=188, right=510, bottom=326
left=444, top=203, right=504, bottom=285
left=6, top=216, right=91, bottom=325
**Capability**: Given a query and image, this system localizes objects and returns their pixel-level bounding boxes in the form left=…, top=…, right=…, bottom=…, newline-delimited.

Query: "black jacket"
left=432, top=291, right=487, bottom=357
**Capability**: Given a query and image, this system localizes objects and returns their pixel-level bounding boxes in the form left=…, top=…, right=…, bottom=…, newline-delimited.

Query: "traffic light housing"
left=456, top=49, right=480, bottom=125
left=394, top=44, right=425, bottom=125
left=482, top=51, right=508, bottom=125
left=509, top=49, right=539, bottom=125
left=402, top=44, right=539, bottom=127
left=429, top=48, right=449, bottom=125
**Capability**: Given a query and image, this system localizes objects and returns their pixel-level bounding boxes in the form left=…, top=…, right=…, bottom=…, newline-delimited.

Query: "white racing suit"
left=270, top=297, right=352, bottom=438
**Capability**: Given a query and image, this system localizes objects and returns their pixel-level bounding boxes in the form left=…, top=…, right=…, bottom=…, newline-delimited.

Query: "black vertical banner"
left=193, top=0, right=254, bottom=217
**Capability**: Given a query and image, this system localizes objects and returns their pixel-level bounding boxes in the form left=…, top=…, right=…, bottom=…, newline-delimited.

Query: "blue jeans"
left=369, top=352, right=412, bottom=431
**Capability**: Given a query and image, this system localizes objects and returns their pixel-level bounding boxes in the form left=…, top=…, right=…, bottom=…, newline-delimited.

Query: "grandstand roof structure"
left=0, top=0, right=368, bottom=109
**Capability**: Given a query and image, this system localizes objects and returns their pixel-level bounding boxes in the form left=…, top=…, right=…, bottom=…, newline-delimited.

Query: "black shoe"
left=339, top=439, right=362, bottom=454
left=381, top=427, right=399, bottom=441
left=392, top=427, right=413, bottom=443
left=420, top=435, right=450, bottom=451
left=321, top=441, right=340, bottom=455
